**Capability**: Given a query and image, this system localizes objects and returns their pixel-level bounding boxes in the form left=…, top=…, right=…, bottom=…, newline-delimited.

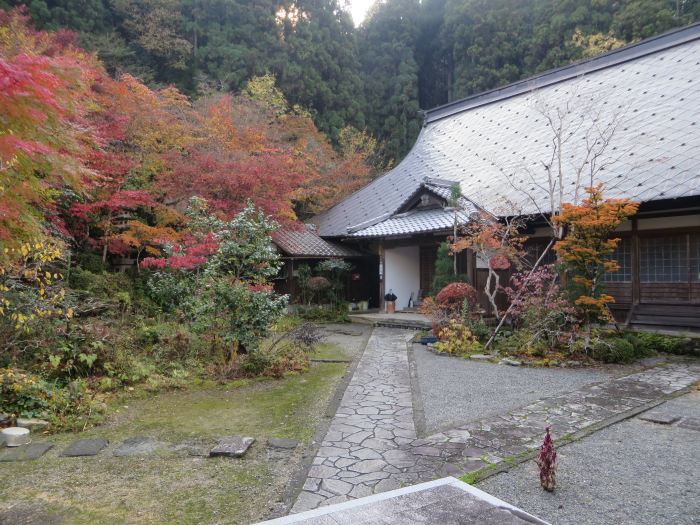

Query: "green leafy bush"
left=591, top=337, right=636, bottom=363
left=0, top=367, right=53, bottom=419
left=296, top=305, right=349, bottom=323
left=632, top=332, right=697, bottom=356
left=145, top=270, right=195, bottom=312
left=0, top=368, right=103, bottom=431
left=431, top=242, right=469, bottom=294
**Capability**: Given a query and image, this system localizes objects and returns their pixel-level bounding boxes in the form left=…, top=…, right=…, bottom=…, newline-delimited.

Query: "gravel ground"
left=412, top=345, right=612, bottom=433
left=478, top=391, right=700, bottom=525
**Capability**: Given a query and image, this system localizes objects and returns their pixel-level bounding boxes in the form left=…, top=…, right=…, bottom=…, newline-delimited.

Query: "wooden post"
left=631, top=218, right=640, bottom=306
left=378, top=242, right=385, bottom=312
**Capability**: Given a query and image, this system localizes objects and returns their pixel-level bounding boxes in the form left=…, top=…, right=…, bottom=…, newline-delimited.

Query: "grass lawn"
left=0, top=358, right=349, bottom=525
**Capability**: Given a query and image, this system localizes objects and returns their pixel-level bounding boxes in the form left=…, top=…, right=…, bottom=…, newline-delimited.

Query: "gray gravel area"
left=412, top=345, right=611, bottom=433
left=478, top=391, right=700, bottom=525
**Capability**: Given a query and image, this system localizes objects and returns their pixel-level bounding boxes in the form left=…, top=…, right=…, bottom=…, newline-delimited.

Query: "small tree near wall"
left=452, top=213, right=525, bottom=320
left=553, top=185, right=638, bottom=343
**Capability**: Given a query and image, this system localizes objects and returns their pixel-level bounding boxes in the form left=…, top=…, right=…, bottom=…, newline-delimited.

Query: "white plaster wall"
left=384, top=246, right=420, bottom=310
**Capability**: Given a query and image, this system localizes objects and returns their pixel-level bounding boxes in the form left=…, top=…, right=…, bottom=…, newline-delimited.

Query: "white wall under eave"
left=384, top=246, right=420, bottom=310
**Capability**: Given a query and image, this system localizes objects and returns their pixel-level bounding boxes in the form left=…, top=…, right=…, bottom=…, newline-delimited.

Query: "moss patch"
left=0, top=361, right=348, bottom=525
left=311, top=342, right=351, bottom=362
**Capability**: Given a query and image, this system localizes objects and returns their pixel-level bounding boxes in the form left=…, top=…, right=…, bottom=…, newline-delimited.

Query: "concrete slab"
left=255, top=477, right=550, bottom=524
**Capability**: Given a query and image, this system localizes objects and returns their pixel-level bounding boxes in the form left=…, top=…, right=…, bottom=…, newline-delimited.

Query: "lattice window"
left=691, top=233, right=700, bottom=283
left=604, top=237, right=632, bottom=282
left=524, top=240, right=556, bottom=268
left=640, top=235, right=687, bottom=283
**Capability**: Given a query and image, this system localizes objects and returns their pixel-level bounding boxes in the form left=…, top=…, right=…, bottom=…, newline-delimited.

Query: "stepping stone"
left=0, top=442, right=53, bottom=462
left=113, top=436, right=159, bottom=457
left=268, top=438, right=298, bottom=449
left=638, top=413, right=680, bottom=425
left=61, top=439, right=108, bottom=457
left=16, top=418, right=49, bottom=432
left=500, top=358, right=522, bottom=366
left=678, top=417, right=700, bottom=431
left=209, top=436, right=255, bottom=458
left=470, top=354, right=495, bottom=360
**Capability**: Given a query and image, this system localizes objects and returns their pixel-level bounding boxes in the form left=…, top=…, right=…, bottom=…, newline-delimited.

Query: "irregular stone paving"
left=291, top=327, right=417, bottom=512
left=405, top=362, right=700, bottom=480
left=293, top=325, right=700, bottom=512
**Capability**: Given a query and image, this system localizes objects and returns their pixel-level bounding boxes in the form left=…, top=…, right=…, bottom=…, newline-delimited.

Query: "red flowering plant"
left=537, top=426, right=557, bottom=492
left=422, top=282, right=480, bottom=340
left=504, top=264, right=579, bottom=352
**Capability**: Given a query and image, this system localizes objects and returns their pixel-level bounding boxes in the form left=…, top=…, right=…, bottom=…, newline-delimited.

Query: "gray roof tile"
left=272, top=229, right=363, bottom=257
left=313, top=23, right=700, bottom=237
left=348, top=208, right=473, bottom=238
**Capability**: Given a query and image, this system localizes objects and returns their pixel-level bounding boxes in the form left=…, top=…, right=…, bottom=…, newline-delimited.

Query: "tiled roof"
left=419, top=178, right=483, bottom=215
left=348, top=207, right=474, bottom=238
left=272, top=228, right=363, bottom=257
left=313, top=23, right=700, bottom=238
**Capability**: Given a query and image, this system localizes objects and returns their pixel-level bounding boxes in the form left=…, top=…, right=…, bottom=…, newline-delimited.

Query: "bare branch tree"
left=497, top=81, right=632, bottom=240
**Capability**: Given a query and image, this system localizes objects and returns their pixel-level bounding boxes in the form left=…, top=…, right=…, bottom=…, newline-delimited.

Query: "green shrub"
left=296, top=305, right=349, bottom=323
left=69, top=267, right=133, bottom=299
left=431, top=242, right=469, bottom=294
left=0, top=368, right=103, bottom=431
left=632, top=332, right=696, bottom=356
left=145, top=271, right=195, bottom=312
left=591, top=337, right=636, bottom=363
left=0, top=367, right=53, bottom=419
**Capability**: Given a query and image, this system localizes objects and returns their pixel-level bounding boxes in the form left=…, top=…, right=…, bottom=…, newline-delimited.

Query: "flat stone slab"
left=677, top=417, right=700, bottom=431
left=638, top=412, right=680, bottom=425
left=209, top=436, right=255, bottom=458
left=256, top=477, right=549, bottom=524
left=470, top=353, right=496, bottom=360
left=113, top=436, right=160, bottom=457
left=268, top=438, right=298, bottom=449
left=0, top=442, right=53, bottom=462
left=61, top=439, right=108, bottom=457
left=16, top=417, right=49, bottom=432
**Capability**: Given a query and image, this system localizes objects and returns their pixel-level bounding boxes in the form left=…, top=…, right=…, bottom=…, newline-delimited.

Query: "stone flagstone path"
left=291, top=327, right=417, bottom=512
left=292, top=327, right=700, bottom=512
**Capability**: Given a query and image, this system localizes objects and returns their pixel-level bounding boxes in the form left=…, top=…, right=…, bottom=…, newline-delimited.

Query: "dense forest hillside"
left=3, top=0, right=699, bottom=163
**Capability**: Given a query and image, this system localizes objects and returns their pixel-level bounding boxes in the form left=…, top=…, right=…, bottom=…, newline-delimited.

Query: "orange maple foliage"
left=553, top=184, right=638, bottom=324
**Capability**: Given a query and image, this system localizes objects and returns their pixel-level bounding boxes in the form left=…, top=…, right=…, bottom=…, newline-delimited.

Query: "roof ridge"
left=424, top=21, right=700, bottom=124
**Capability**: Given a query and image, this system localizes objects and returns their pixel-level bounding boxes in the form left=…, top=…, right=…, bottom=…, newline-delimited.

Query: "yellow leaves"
left=0, top=238, right=70, bottom=329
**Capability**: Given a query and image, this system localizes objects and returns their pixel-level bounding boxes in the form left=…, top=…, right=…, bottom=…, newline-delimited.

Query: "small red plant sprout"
left=537, top=426, right=557, bottom=492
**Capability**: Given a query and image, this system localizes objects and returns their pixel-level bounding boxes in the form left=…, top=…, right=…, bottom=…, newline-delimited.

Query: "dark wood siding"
left=419, top=245, right=437, bottom=295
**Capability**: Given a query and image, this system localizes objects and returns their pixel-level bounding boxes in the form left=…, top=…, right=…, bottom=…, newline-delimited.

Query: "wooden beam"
left=631, top=217, right=640, bottom=306
left=378, top=242, right=385, bottom=312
